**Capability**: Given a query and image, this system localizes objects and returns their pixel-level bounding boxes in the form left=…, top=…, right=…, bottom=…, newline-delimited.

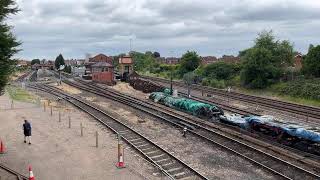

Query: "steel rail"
left=0, top=163, right=28, bottom=180
left=60, top=80, right=320, bottom=180
left=28, top=84, right=208, bottom=180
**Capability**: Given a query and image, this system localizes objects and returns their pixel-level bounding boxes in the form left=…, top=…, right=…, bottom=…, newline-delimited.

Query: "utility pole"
left=170, top=68, right=173, bottom=95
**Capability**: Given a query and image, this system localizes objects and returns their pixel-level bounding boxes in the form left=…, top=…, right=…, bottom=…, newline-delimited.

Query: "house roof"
left=92, top=62, right=113, bottom=67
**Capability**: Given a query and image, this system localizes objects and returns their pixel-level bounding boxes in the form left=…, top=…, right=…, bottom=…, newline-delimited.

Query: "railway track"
left=58, top=79, right=320, bottom=180
left=14, top=71, right=33, bottom=82
left=28, top=84, right=207, bottom=180
left=0, top=163, right=28, bottom=180
left=142, top=76, right=320, bottom=121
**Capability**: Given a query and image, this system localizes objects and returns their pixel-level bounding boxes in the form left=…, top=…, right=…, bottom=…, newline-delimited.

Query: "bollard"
left=58, top=111, right=61, bottom=122
left=68, top=116, right=71, bottom=128
left=43, top=102, right=46, bottom=112
left=80, top=123, right=83, bottom=136
left=50, top=105, right=53, bottom=116
left=96, top=131, right=99, bottom=148
left=201, top=90, right=204, bottom=96
left=11, top=100, right=13, bottom=109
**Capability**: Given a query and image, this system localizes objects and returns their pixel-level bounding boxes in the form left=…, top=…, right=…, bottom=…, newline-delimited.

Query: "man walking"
left=23, top=119, right=32, bottom=145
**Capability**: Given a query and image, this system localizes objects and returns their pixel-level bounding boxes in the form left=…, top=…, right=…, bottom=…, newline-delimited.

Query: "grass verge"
left=238, top=87, right=320, bottom=107
left=5, top=85, right=36, bottom=103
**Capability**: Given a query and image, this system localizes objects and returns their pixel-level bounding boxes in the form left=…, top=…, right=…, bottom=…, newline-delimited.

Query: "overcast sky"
left=8, top=0, right=320, bottom=60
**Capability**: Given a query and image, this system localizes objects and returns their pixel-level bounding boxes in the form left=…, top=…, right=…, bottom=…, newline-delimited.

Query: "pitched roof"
left=92, top=62, right=113, bottom=67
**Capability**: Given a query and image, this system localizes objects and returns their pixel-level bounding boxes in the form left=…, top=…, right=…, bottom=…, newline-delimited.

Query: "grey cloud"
left=8, top=0, right=320, bottom=59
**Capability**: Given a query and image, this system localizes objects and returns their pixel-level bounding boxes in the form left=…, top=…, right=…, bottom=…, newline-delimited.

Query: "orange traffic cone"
left=0, top=140, right=6, bottom=154
left=29, top=165, right=35, bottom=180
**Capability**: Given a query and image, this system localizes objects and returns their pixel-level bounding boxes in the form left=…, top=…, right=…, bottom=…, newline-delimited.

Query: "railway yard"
left=1, top=70, right=320, bottom=180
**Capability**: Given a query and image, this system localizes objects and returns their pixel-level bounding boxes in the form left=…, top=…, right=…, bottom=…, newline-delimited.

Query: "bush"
left=273, top=78, right=320, bottom=100
left=201, top=78, right=226, bottom=89
left=201, top=62, right=239, bottom=80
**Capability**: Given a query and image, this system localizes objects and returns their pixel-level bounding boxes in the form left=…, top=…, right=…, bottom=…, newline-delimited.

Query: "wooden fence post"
left=68, top=116, right=71, bottom=128
left=96, top=131, right=99, bottom=148
left=80, top=123, right=83, bottom=136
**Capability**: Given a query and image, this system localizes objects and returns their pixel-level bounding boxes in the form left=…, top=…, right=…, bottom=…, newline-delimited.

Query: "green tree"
left=130, top=51, right=156, bottom=72
left=31, top=59, right=40, bottom=65
left=153, top=52, right=160, bottom=58
left=302, top=45, right=320, bottom=77
left=240, top=48, right=280, bottom=88
left=201, top=62, right=238, bottom=80
left=179, top=51, right=200, bottom=75
left=54, top=54, right=65, bottom=70
left=240, top=30, right=294, bottom=88
left=0, top=0, right=20, bottom=92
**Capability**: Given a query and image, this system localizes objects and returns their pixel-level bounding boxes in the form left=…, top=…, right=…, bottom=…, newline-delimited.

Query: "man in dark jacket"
left=23, top=120, right=32, bottom=145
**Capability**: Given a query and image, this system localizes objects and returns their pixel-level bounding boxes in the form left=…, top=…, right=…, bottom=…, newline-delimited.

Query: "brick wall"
left=92, top=72, right=114, bottom=84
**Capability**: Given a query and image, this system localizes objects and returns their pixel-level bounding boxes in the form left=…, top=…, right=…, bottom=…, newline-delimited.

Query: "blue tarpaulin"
left=243, top=115, right=320, bottom=143
left=219, top=114, right=249, bottom=129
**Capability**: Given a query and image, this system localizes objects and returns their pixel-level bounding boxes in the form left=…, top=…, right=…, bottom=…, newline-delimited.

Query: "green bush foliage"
left=200, top=62, right=240, bottom=80
left=273, top=79, right=320, bottom=100
left=201, top=78, right=226, bottom=89
left=130, top=51, right=157, bottom=72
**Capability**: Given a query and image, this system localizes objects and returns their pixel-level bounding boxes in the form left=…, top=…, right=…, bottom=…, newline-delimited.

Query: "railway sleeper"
left=162, top=162, right=181, bottom=170
left=144, top=149, right=160, bottom=155
left=126, top=137, right=140, bottom=141
left=177, top=173, right=198, bottom=180
left=154, top=158, right=172, bottom=164
left=149, top=153, right=166, bottom=159
left=151, top=154, right=168, bottom=161
left=118, top=129, right=131, bottom=134
left=133, top=141, right=148, bottom=146
left=130, top=139, right=146, bottom=144
left=167, top=167, right=185, bottom=176
left=146, top=151, right=163, bottom=157
left=139, top=146, right=155, bottom=151
left=160, top=160, right=176, bottom=167
left=135, top=143, right=150, bottom=148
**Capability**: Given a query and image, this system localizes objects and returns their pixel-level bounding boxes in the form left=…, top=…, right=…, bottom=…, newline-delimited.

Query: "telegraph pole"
left=170, top=68, right=173, bottom=95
